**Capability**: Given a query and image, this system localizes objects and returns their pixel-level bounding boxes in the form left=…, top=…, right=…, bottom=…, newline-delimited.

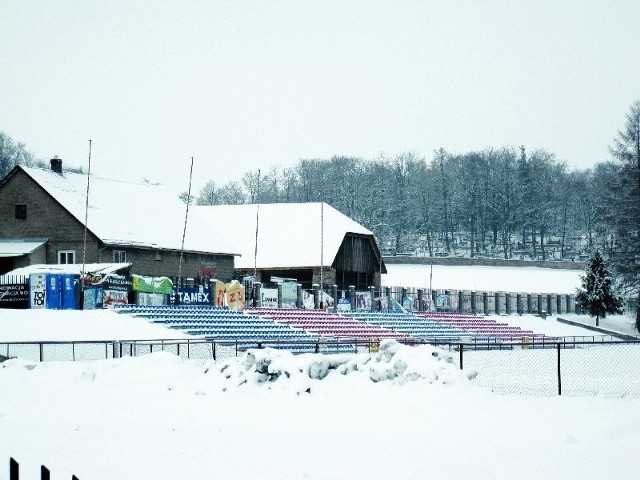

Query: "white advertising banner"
left=29, top=274, right=46, bottom=309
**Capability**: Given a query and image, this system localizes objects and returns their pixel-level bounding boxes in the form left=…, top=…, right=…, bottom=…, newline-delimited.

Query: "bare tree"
left=217, top=181, right=247, bottom=205
left=196, top=180, right=218, bottom=205
left=0, top=131, right=37, bottom=178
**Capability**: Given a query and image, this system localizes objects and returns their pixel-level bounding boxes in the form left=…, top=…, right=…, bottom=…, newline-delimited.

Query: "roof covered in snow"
left=5, top=262, right=132, bottom=276
left=192, top=203, right=379, bottom=269
left=0, top=238, right=47, bottom=258
left=15, top=166, right=238, bottom=256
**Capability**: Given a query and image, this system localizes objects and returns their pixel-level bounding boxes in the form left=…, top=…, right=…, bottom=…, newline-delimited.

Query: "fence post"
left=10, top=457, right=18, bottom=480
left=369, top=286, right=376, bottom=311
left=41, top=465, right=50, bottom=480
left=332, top=285, right=338, bottom=312
left=483, top=292, right=489, bottom=316
left=459, top=342, right=463, bottom=370
left=470, top=291, right=476, bottom=314
left=39, top=343, right=44, bottom=362
left=296, top=283, right=303, bottom=308
left=526, top=293, right=532, bottom=313
left=458, top=290, right=464, bottom=313
left=516, top=293, right=522, bottom=315
left=349, top=285, right=356, bottom=311
left=557, top=342, right=562, bottom=396
left=537, top=294, right=544, bottom=315
left=418, top=289, right=424, bottom=311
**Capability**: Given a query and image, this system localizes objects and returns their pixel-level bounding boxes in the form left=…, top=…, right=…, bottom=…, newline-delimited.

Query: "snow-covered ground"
left=1, top=305, right=639, bottom=479
left=383, top=263, right=583, bottom=293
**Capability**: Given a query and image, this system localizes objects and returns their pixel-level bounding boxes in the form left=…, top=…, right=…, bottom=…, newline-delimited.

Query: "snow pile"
left=202, top=339, right=477, bottom=394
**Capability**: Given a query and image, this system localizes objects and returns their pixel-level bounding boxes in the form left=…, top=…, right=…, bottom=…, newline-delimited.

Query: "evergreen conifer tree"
left=576, top=251, right=623, bottom=326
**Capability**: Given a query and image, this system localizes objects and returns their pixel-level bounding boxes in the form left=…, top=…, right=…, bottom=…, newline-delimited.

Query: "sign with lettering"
left=29, top=274, right=46, bottom=309
left=225, top=280, right=245, bottom=311
left=0, top=282, right=29, bottom=309
left=171, top=286, right=211, bottom=305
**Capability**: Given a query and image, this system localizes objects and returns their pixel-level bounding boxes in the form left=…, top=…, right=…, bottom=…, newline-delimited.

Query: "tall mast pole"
left=320, top=202, right=324, bottom=303
left=253, top=169, right=261, bottom=281
left=81, top=139, right=92, bottom=298
left=177, top=156, right=194, bottom=303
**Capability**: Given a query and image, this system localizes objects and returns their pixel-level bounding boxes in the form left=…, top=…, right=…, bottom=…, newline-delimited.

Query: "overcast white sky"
left=1, top=1, right=638, bottom=195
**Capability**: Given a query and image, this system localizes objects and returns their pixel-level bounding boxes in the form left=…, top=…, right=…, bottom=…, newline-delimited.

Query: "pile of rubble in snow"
left=203, top=339, right=477, bottom=394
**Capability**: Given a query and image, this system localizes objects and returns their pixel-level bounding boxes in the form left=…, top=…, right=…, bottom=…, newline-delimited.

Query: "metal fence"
left=2, top=337, right=639, bottom=398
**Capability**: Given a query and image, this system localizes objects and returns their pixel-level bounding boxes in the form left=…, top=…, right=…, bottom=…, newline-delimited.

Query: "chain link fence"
left=2, top=338, right=640, bottom=398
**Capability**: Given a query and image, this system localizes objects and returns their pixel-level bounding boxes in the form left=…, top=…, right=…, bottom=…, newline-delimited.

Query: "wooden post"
left=41, top=465, right=50, bottom=480
left=10, top=457, right=18, bottom=480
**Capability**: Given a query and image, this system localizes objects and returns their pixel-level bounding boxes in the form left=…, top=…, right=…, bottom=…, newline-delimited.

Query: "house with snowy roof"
left=0, top=158, right=238, bottom=280
left=192, top=202, right=386, bottom=290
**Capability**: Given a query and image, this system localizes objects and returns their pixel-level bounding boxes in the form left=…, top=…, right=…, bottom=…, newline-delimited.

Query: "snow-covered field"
left=383, top=263, right=582, bottom=293
left=1, top=262, right=639, bottom=480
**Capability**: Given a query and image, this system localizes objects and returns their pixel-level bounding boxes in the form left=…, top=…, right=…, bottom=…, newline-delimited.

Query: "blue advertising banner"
left=171, top=286, right=212, bottom=305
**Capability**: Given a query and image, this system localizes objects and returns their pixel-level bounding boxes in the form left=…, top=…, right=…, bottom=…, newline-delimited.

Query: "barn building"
left=0, top=160, right=238, bottom=280
left=192, top=203, right=386, bottom=291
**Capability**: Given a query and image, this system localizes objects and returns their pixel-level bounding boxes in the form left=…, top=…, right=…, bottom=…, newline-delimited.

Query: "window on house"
left=57, top=250, right=75, bottom=264
left=15, top=205, right=27, bottom=220
left=113, top=250, right=127, bottom=263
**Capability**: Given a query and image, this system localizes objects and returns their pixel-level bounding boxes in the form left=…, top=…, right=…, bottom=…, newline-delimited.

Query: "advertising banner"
left=215, top=280, right=226, bottom=307
left=137, top=292, right=167, bottom=306
left=83, top=288, right=103, bottom=310
left=29, top=274, right=46, bottom=309
left=0, top=282, right=29, bottom=309
left=261, top=288, right=278, bottom=307
left=104, top=289, right=128, bottom=307
left=225, top=280, right=245, bottom=311
left=131, top=275, right=173, bottom=294
left=171, top=286, right=211, bottom=305
left=355, top=291, right=371, bottom=310
left=281, top=281, right=298, bottom=307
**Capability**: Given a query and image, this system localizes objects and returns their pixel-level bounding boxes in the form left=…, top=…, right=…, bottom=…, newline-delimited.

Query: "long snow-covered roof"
left=5, top=262, right=132, bottom=276
left=192, top=203, right=376, bottom=269
left=19, top=166, right=238, bottom=256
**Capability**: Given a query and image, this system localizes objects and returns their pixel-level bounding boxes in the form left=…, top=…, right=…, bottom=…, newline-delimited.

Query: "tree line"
left=186, top=102, right=639, bottom=268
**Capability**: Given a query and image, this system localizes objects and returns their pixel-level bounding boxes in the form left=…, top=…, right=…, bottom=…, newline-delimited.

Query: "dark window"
left=15, top=205, right=27, bottom=220
left=113, top=250, right=127, bottom=263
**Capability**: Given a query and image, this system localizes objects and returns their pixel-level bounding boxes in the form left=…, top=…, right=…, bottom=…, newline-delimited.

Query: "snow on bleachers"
left=245, top=307, right=411, bottom=341
left=413, top=311, right=551, bottom=341
left=343, top=311, right=487, bottom=341
left=114, top=304, right=318, bottom=342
